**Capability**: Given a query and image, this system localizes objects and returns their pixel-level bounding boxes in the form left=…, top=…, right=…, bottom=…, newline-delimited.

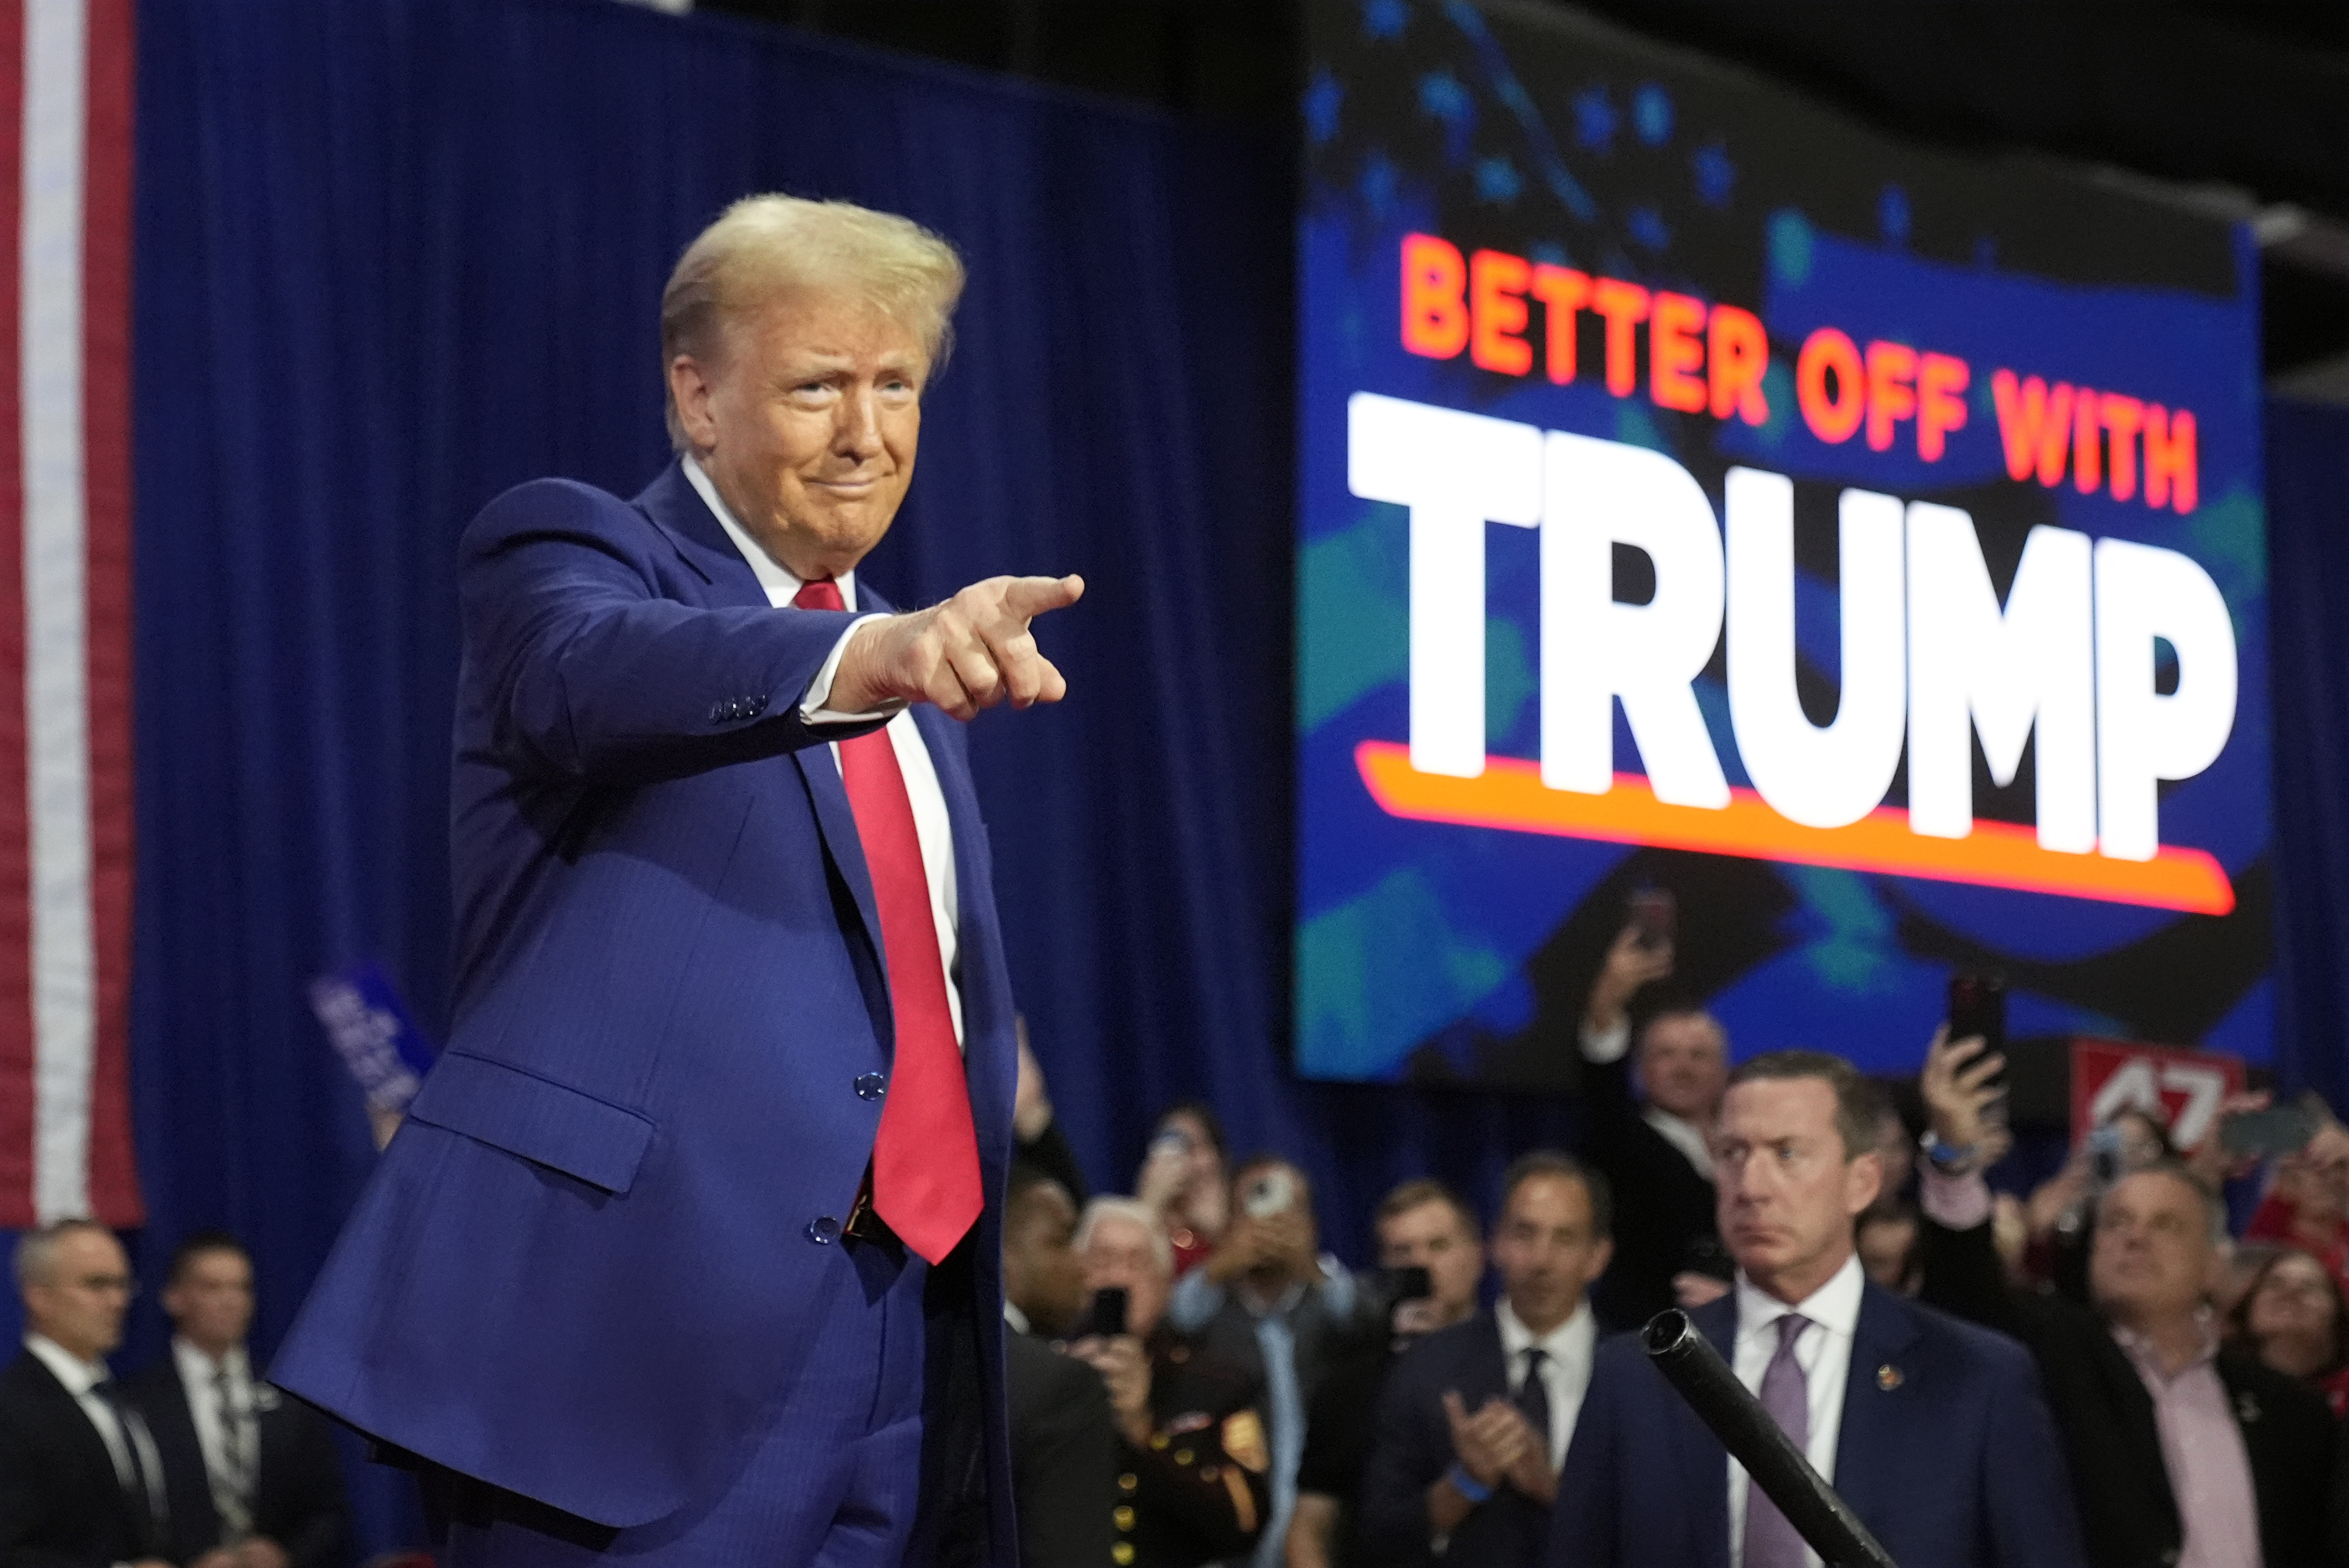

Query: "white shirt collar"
left=681, top=455, right=857, bottom=610
left=172, top=1336, right=250, bottom=1386
left=1494, top=1295, right=1597, bottom=1366
left=1002, top=1302, right=1031, bottom=1336
left=1644, top=1105, right=1716, bottom=1179
left=1734, top=1250, right=1866, bottom=1341
left=24, top=1333, right=108, bottom=1396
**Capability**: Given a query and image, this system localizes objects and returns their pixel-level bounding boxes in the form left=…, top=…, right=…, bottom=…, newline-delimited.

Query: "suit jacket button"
left=855, top=1073, right=887, bottom=1101
left=709, top=701, right=731, bottom=723
left=746, top=694, right=769, bottom=716
left=805, top=1216, right=841, bottom=1245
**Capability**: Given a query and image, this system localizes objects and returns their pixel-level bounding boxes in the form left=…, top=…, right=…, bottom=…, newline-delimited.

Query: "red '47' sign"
left=2070, top=1038, right=2245, bottom=1153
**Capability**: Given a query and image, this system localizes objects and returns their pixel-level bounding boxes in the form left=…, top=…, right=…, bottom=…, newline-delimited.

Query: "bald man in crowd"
left=1, top=1220, right=172, bottom=1568
left=274, top=194, right=1081, bottom=1567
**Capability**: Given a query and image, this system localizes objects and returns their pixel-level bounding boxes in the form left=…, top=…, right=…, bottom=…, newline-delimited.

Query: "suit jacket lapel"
left=633, top=461, right=771, bottom=609
left=1832, top=1282, right=1922, bottom=1529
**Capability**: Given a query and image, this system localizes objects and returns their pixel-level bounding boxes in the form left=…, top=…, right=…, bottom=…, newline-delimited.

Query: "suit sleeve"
left=1353, top=1355, right=1443, bottom=1568
left=460, top=480, right=886, bottom=786
left=1549, top=1345, right=1625, bottom=1568
left=1976, top=1339, right=2086, bottom=1568
left=0, top=1415, right=107, bottom=1568
left=1915, top=1212, right=2031, bottom=1344
left=269, top=1404, right=353, bottom=1568
left=1013, top=1352, right=1117, bottom=1568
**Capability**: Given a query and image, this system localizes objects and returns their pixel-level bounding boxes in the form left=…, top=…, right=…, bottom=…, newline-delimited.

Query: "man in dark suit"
left=1915, top=1029, right=2338, bottom=1568
left=1288, top=1177, right=1487, bottom=1568
left=271, top=194, right=1082, bottom=1567
left=0, top=1220, right=172, bottom=1568
left=123, top=1234, right=349, bottom=1568
left=1000, top=1167, right=1116, bottom=1568
left=1552, top=1051, right=2082, bottom=1568
left=1357, top=1154, right=1611, bottom=1568
left=1574, top=926, right=1731, bottom=1330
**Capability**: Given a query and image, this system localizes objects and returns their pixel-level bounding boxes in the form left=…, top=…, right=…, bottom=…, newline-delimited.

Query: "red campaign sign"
left=2069, top=1037, right=2245, bottom=1153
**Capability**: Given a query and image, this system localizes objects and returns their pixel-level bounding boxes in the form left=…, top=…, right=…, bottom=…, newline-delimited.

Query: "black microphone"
left=1642, top=1310, right=1899, bottom=1568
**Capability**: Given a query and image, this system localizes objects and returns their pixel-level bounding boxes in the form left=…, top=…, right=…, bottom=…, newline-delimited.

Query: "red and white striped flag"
left=0, top=0, right=138, bottom=1229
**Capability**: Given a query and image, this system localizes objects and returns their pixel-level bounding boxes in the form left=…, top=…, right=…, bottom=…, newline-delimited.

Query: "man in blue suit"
left=1551, top=1051, right=2082, bottom=1568
left=1356, top=1152, right=1612, bottom=1567
left=271, top=194, right=1082, bottom=1568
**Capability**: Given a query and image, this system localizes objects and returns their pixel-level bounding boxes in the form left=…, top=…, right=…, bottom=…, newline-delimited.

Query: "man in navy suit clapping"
left=1356, top=1153, right=1613, bottom=1567
left=1552, top=1051, right=2084, bottom=1568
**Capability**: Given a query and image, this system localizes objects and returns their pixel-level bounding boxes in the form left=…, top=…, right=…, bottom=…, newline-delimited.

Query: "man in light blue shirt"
left=1166, top=1158, right=1378, bottom=1568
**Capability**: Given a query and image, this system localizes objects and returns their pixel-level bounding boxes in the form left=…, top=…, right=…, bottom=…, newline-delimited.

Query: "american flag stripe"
left=0, top=0, right=136, bottom=1230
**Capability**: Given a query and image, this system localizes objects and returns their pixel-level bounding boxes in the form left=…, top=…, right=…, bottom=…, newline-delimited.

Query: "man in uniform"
left=1073, top=1198, right=1271, bottom=1567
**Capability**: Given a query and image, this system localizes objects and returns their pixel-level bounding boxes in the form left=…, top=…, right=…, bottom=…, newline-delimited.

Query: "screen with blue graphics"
left=1296, top=0, right=2269, bottom=1086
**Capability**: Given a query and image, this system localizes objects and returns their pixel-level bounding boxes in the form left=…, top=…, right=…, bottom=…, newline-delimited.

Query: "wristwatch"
left=1918, top=1127, right=1982, bottom=1175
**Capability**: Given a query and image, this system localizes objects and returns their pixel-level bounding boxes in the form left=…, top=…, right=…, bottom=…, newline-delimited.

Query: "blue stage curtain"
left=0, top=1, right=2341, bottom=1555
left=2268, top=398, right=2349, bottom=1111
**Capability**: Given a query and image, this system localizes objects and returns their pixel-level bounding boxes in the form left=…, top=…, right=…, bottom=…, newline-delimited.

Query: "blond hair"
left=660, top=194, right=966, bottom=450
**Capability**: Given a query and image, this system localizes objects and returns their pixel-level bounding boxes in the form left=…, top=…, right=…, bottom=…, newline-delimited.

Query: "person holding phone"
left=1574, top=909, right=1735, bottom=1330
left=1071, top=1199, right=1271, bottom=1568
left=1358, top=1153, right=1612, bottom=1568
left=1287, top=1180, right=1487, bottom=1568
left=1916, top=1028, right=2337, bottom=1568
left=1169, top=1159, right=1380, bottom=1568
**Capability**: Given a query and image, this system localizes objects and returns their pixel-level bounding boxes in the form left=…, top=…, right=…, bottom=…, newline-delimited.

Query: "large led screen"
left=1296, top=0, right=2270, bottom=1086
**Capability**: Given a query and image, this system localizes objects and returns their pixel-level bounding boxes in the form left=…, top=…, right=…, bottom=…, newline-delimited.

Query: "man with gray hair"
left=273, top=194, right=1081, bottom=1566
left=1071, top=1198, right=1271, bottom=1567
left=0, top=1220, right=172, bottom=1568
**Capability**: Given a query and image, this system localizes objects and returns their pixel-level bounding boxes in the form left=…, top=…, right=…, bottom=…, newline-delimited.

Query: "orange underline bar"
left=1354, top=741, right=2235, bottom=915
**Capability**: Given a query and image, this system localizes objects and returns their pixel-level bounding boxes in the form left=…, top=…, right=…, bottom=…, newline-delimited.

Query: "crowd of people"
left=10, top=917, right=2349, bottom=1568
left=1003, top=926, right=2349, bottom=1568
left=1, top=1227, right=351, bottom=1568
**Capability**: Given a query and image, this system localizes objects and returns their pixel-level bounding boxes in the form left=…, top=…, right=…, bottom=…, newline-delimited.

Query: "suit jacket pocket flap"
left=406, top=1053, right=653, bottom=1195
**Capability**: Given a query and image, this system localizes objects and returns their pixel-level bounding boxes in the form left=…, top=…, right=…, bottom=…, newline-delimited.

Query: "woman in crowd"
left=2227, top=1244, right=2349, bottom=1416
left=1136, top=1101, right=1230, bottom=1275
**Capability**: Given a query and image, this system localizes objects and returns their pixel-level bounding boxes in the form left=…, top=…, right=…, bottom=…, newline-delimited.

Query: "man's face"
left=669, top=287, right=927, bottom=581
left=1638, top=1014, right=1729, bottom=1122
left=1079, top=1213, right=1172, bottom=1339
left=23, top=1229, right=134, bottom=1363
left=161, top=1249, right=255, bottom=1354
left=1001, top=1182, right=1086, bottom=1337
left=1715, top=1078, right=1881, bottom=1300
left=2091, top=1170, right=2218, bottom=1326
left=1490, top=1174, right=1612, bottom=1334
left=1377, top=1199, right=1486, bottom=1325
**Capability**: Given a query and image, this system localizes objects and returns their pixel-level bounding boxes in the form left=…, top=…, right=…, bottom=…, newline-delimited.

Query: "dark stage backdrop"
left=0, top=0, right=2341, bottom=1555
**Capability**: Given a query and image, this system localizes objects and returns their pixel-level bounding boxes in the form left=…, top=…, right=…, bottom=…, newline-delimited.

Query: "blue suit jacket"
left=272, top=463, right=1019, bottom=1559
left=1357, top=1311, right=1551, bottom=1568
left=1550, top=1282, right=2084, bottom=1568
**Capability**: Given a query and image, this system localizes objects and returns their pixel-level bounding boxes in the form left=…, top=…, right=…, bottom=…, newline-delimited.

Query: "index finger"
left=1000, top=573, right=1085, bottom=620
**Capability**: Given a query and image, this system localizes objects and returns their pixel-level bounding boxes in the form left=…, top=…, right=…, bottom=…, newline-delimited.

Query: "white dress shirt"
left=1581, top=1017, right=1715, bottom=1178
left=23, top=1333, right=165, bottom=1524
left=1725, top=1254, right=1866, bottom=1568
left=1494, top=1296, right=1598, bottom=1471
left=684, top=456, right=965, bottom=1043
left=174, top=1337, right=258, bottom=1526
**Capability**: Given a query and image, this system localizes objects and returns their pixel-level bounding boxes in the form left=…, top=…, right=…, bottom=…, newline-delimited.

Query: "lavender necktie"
left=1743, top=1313, right=1811, bottom=1568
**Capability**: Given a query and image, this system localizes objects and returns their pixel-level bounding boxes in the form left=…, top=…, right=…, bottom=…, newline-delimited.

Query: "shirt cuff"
left=1919, top=1165, right=1996, bottom=1231
left=798, top=613, right=905, bottom=725
left=1581, top=1016, right=1632, bottom=1064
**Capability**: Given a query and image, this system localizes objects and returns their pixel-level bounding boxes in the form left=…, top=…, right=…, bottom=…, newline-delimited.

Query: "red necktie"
left=795, top=577, right=982, bottom=1264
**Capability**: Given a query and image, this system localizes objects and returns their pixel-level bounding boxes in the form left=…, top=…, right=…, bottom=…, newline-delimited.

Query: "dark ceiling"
left=700, top=0, right=2349, bottom=377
